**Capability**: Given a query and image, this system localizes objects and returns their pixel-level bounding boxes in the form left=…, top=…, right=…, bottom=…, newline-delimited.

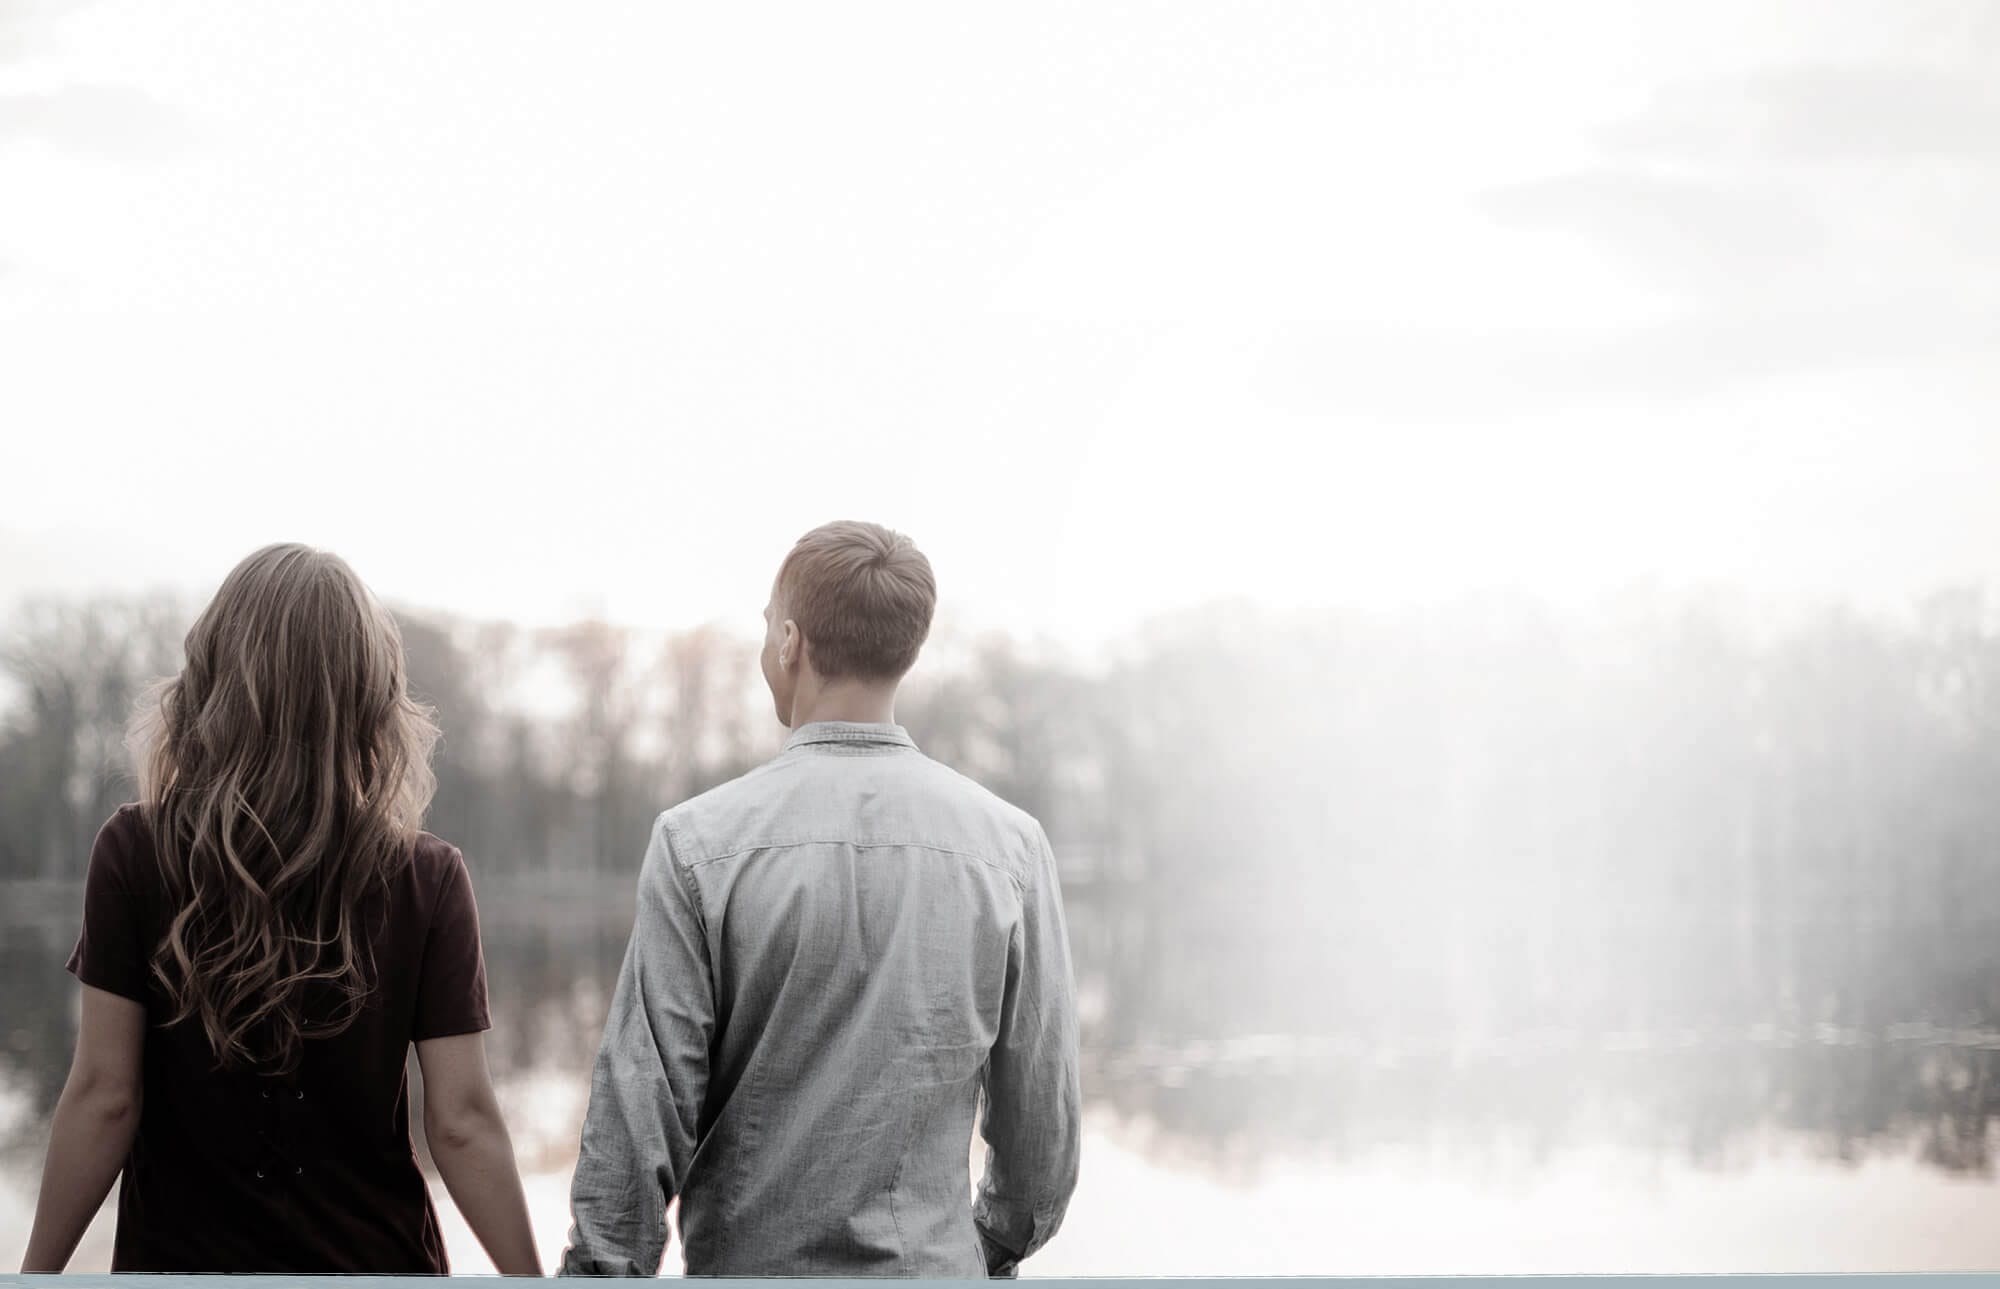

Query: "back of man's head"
left=775, top=520, right=936, bottom=680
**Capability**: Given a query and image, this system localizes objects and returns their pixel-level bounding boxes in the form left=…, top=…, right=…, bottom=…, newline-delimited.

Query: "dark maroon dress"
left=65, top=804, right=492, bottom=1273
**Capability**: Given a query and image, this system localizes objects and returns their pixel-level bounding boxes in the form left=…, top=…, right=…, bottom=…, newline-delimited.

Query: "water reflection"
left=15, top=879, right=2000, bottom=1272
left=12, top=886, right=2000, bottom=1187
left=0, top=918, right=81, bottom=1167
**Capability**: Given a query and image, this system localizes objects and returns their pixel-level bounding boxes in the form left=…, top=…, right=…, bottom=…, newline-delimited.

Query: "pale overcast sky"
left=1, top=1, right=1996, bottom=643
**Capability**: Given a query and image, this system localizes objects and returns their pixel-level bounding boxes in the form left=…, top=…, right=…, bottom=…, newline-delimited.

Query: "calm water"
left=7, top=882, right=2000, bottom=1274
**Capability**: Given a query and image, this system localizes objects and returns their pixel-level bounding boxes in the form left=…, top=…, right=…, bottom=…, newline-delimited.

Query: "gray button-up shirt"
left=558, top=720, right=1082, bottom=1277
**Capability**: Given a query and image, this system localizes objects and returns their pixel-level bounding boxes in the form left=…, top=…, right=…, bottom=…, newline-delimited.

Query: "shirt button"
left=293, top=1166, right=304, bottom=1176
left=254, top=1169, right=265, bottom=1179
left=259, top=1090, right=270, bottom=1100
left=295, top=1090, right=305, bottom=1100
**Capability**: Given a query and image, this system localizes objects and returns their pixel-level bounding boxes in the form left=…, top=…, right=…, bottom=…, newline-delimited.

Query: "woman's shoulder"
left=408, top=829, right=464, bottom=866
left=89, top=802, right=155, bottom=873
left=403, top=830, right=474, bottom=895
left=399, top=832, right=486, bottom=948
left=369, top=832, right=478, bottom=937
left=101, top=800, right=149, bottom=836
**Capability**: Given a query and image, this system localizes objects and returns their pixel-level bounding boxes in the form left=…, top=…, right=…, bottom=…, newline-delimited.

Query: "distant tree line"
left=7, top=587, right=2000, bottom=1046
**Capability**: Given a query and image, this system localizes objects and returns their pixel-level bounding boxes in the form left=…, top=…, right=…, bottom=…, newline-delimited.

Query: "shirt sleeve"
left=559, top=814, right=715, bottom=1277
left=972, top=822, right=1084, bottom=1277
left=65, top=809, right=151, bottom=1003
left=412, top=845, right=493, bottom=1040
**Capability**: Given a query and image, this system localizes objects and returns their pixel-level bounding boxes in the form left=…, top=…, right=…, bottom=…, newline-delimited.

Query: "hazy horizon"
left=11, top=520, right=2000, bottom=654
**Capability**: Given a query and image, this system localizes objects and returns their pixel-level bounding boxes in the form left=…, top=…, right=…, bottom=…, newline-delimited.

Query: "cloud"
left=0, top=85, right=187, bottom=158
left=1255, top=291, right=2000, bottom=420
left=1476, top=59, right=2000, bottom=299
left=1601, top=62, right=2000, bottom=165
left=0, top=0, right=103, bottom=69
left=1480, top=169, right=1825, bottom=294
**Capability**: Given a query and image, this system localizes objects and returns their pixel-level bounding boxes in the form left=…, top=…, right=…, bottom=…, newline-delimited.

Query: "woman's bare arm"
left=417, top=1031, right=542, bottom=1275
left=20, top=984, right=146, bottom=1273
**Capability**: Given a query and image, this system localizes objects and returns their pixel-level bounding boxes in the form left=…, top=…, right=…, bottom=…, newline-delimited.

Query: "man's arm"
left=559, top=815, right=715, bottom=1276
left=973, top=824, right=1084, bottom=1278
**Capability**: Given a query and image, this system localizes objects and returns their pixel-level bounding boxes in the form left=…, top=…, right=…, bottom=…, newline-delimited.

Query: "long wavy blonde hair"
left=129, top=544, right=440, bottom=1072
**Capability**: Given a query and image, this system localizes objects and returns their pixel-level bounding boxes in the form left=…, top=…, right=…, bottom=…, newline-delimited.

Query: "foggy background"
left=6, top=0, right=2000, bottom=1274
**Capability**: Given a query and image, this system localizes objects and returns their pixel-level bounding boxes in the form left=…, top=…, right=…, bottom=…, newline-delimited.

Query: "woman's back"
left=68, top=804, right=491, bottom=1274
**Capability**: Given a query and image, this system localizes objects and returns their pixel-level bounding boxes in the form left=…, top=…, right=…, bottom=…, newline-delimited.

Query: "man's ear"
left=781, top=620, right=802, bottom=668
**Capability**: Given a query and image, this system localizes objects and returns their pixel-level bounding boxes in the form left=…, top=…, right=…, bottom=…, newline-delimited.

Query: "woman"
left=19, top=544, right=542, bottom=1275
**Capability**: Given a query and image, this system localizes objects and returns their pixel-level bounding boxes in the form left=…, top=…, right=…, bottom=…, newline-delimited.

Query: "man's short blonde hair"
left=775, top=520, right=936, bottom=680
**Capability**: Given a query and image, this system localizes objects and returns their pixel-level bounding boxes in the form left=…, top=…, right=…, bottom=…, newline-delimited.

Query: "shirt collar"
left=783, top=720, right=918, bottom=752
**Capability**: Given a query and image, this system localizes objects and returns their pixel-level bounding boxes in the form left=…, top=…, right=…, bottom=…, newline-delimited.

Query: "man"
left=559, top=520, right=1082, bottom=1277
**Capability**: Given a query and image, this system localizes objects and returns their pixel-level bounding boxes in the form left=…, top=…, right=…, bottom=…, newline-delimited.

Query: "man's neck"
left=789, top=678, right=898, bottom=729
